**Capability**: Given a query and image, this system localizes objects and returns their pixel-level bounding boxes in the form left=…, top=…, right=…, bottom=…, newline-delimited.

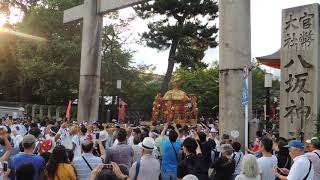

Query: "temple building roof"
left=256, top=49, right=281, bottom=69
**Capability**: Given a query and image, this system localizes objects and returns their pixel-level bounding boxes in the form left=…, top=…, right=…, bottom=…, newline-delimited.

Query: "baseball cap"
left=22, top=134, right=36, bottom=144
left=140, top=137, right=155, bottom=151
left=284, top=140, right=304, bottom=149
left=306, top=137, right=318, bottom=144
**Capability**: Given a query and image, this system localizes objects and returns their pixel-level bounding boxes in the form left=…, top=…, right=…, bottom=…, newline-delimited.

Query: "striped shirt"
left=72, top=153, right=102, bottom=180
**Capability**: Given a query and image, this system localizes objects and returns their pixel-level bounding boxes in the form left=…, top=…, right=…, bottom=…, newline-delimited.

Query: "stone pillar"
left=25, top=104, right=31, bottom=116
left=56, top=106, right=61, bottom=120
left=219, top=0, right=251, bottom=146
left=77, top=0, right=102, bottom=123
left=32, top=104, right=38, bottom=121
left=47, top=106, right=52, bottom=119
left=107, top=109, right=111, bottom=122
left=39, top=105, right=44, bottom=120
left=280, top=4, right=319, bottom=140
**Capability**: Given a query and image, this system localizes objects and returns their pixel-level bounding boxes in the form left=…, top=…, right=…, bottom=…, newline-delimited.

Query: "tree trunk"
left=160, top=38, right=179, bottom=95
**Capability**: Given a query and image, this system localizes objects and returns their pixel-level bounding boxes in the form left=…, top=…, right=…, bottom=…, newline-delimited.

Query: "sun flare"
left=0, top=14, right=7, bottom=28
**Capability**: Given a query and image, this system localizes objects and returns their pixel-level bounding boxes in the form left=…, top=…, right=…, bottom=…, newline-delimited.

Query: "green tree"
left=135, top=0, right=218, bottom=94
left=251, top=66, right=280, bottom=115
left=173, top=65, right=219, bottom=116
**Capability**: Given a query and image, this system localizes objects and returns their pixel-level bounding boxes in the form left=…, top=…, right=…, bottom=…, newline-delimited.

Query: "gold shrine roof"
left=162, top=88, right=189, bottom=101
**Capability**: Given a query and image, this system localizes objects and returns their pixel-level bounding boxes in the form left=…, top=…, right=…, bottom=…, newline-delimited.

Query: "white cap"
left=210, top=128, right=218, bottom=133
left=140, top=137, right=155, bottom=151
left=182, top=174, right=199, bottom=180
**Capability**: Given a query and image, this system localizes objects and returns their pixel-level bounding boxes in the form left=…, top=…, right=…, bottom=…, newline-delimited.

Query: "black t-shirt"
left=177, top=154, right=209, bottom=180
left=202, top=139, right=216, bottom=165
left=210, top=156, right=235, bottom=180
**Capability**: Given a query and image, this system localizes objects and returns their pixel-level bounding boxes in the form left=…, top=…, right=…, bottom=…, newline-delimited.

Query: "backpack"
left=38, top=139, right=53, bottom=153
left=211, top=148, right=220, bottom=163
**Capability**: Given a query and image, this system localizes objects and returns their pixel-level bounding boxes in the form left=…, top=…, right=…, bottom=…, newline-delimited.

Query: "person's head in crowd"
left=40, top=120, right=47, bottom=127
left=70, top=125, right=79, bottom=136
left=220, top=144, right=234, bottom=157
left=40, top=152, right=52, bottom=165
left=133, top=135, right=140, bottom=145
left=22, top=134, right=36, bottom=152
left=140, top=137, right=155, bottom=155
left=183, top=137, right=198, bottom=155
left=97, top=124, right=104, bottom=131
left=132, top=128, right=141, bottom=136
left=169, top=129, right=178, bottom=143
left=66, top=149, right=74, bottom=162
left=91, top=162, right=130, bottom=180
left=275, top=137, right=288, bottom=155
left=222, top=134, right=230, bottom=141
left=87, top=124, right=94, bottom=133
left=232, top=141, right=241, bottom=152
left=94, top=168, right=118, bottom=180
left=16, top=163, right=35, bottom=180
left=256, top=131, right=263, bottom=138
left=182, top=174, right=199, bottom=180
left=82, top=140, right=94, bottom=153
left=284, top=140, right=305, bottom=159
left=240, top=154, right=260, bottom=178
left=46, top=145, right=69, bottom=179
left=29, top=127, right=41, bottom=139
left=198, top=132, right=207, bottom=143
left=210, top=127, right=218, bottom=137
left=176, top=123, right=182, bottom=130
left=259, top=137, right=273, bottom=153
left=117, top=128, right=127, bottom=143
left=30, top=123, right=38, bottom=129
left=306, top=137, right=320, bottom=152
left=80, top=126, right=88, bottom=136
left=140, top=131, right=149, bottom=142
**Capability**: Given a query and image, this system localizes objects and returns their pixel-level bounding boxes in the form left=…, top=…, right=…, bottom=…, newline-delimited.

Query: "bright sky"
left=118, top=0, right=320, bottom=74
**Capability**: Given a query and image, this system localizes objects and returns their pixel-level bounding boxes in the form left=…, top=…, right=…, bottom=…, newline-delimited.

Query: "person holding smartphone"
left=0, top=127, right=12, bottom=179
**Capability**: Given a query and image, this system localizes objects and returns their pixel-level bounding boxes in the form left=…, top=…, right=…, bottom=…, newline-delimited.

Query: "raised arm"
left=172, top=123, right=180, bottom=138
left=160, top=123, right=169, bottom=138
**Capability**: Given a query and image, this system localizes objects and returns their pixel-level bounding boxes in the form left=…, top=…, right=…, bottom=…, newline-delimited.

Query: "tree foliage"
left=0, top=0, right=161, bottom=116
left=135, top=0, right=218, bottom=94
left=173, top=65, right=219, bottom=117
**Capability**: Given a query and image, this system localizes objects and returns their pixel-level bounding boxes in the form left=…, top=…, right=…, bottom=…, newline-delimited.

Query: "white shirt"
left=257, top=155, right=277, bottom=180
left=61, top=133, right=73, bottom=150
left=73, top=153, right=103, bottom=180
left=99, top=130, right=109, bottom=142
left=287, top=154, right=314, bottom=180
left=11, top=134, right=23, bottom=148
left=72, top=134, right=82, bottom=157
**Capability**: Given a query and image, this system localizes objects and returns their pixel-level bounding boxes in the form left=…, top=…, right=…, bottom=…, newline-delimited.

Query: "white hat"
left=140, top=137, right=155, bottom=151
left=182, top=174, right=199, bottom=180
left=210, top=128, right=218, bottom=133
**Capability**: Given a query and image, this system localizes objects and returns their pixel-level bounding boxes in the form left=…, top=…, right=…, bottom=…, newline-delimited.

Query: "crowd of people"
left=0, top=116, right=318, bottom=180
